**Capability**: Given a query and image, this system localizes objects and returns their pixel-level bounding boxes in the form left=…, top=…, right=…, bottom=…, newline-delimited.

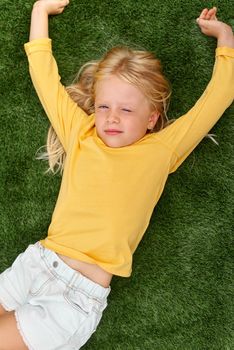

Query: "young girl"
left=0, top=1, right=233, bottom=349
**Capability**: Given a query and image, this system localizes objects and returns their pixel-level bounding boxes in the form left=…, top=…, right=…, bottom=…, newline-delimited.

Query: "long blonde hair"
left=43, top=46, right=171, bottom=173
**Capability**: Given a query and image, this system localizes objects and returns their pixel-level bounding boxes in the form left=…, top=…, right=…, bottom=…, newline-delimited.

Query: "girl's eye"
left=98, top=105, right=109, bottom=109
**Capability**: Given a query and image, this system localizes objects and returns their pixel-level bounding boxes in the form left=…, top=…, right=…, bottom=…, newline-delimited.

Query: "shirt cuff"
left=216, top=47, right=234, bottom=58
left=24, top=38, right=52, bottom=55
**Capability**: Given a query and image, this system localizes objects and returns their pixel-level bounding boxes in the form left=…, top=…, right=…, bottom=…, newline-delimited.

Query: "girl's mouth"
left=104, top=129, right=123, bottom=135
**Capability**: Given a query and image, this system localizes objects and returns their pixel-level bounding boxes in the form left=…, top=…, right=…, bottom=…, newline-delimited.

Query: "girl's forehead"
left=95, top=75, right=146, bottom=102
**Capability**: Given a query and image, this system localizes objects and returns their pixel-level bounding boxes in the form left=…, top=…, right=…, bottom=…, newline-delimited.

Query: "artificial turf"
left=0, top=0, right=233, bottom=349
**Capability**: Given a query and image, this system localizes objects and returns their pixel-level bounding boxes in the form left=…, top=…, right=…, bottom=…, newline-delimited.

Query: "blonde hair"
left=43, top=46, right=171, bottom=173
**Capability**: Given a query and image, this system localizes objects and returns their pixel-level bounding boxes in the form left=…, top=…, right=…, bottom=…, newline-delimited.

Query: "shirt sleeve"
left=156, top=47, right=234, bottom=173
left=24, top=38, right=89, bottom=151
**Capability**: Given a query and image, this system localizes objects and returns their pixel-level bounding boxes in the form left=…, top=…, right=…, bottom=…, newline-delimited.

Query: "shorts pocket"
left=63, top=287, right=94, bottom=317
left=29, top=270, right=55, bottom=296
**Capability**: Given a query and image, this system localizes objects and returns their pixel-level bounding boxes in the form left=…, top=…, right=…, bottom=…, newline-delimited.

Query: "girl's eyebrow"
left=95, top=100, right=135, bottom=108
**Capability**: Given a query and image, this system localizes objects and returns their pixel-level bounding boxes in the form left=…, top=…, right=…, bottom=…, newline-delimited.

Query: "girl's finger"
left=206, top=7, right=216, bottom=20
left=211, top=7, right=218, bottom=21
left=212, top=6, right=217, bottom=15
left=199, top=8, right=208, bottom=20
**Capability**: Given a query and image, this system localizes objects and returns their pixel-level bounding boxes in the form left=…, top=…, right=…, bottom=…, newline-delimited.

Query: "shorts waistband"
left=37, top=243, right=111, bottom=302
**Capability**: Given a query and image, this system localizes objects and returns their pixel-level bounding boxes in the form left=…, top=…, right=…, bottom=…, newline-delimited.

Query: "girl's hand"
left=196, top=7, right=234, bottom=48
left=29, top=0, right=69, bottom=41
left=198, top=7, right=217, bottom=22
left=33, top=0, right=69, bottom=16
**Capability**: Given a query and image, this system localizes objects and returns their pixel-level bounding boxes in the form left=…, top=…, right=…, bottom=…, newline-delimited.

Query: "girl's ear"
left=147, top=111, right=160, bottom=130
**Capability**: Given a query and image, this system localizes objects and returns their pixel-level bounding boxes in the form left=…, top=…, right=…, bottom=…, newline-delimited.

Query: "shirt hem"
left=40, top=240, right=132, bottom=278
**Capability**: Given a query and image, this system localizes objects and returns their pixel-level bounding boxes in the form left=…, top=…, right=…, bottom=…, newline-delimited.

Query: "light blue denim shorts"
left=0, top=242, right=110, bottom=350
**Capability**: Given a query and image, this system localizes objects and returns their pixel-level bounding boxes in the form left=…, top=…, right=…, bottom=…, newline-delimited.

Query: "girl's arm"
left=29, top=0, right=69, bottom=41
left=157, top=8, right=234, bottom=173
left=25, top=0, right=89, bottom=152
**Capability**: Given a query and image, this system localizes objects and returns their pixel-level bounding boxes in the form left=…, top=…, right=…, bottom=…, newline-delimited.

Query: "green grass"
left=0, top=0, right=233, bottom=349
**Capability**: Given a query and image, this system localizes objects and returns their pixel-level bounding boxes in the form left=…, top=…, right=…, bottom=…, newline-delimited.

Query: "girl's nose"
left=107, top=109, right=120, bottom=123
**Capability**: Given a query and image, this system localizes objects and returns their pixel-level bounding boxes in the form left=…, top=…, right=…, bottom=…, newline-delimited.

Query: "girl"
left=0, top=1, right=233, bottom=349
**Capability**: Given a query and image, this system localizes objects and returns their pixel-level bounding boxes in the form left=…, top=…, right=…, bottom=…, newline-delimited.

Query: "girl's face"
left=94, top=75, right=159, bottom=148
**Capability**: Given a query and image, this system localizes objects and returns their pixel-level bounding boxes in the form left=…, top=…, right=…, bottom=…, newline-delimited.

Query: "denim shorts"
left=0, top=242, right=110, bottom=350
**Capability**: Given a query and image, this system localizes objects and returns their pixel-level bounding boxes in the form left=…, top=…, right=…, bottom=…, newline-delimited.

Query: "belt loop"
left=38, top=242, right=44, bottom=259
left=67, top=270, right=79, bottom=289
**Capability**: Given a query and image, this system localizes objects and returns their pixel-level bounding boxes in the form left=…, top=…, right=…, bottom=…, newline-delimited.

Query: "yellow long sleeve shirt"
left=25, top=39, right=234, bottom=277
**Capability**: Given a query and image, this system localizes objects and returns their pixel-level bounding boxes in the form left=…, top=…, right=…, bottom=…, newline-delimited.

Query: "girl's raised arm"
left=29, top=0, right=69, bottom=41
left=25, top=0, right=88, bottom=156
left=157, top=8, right=234, bottom=173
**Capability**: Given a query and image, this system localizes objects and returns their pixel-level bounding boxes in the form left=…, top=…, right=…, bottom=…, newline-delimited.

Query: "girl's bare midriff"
left=58, top=254, right=113, bottom=288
